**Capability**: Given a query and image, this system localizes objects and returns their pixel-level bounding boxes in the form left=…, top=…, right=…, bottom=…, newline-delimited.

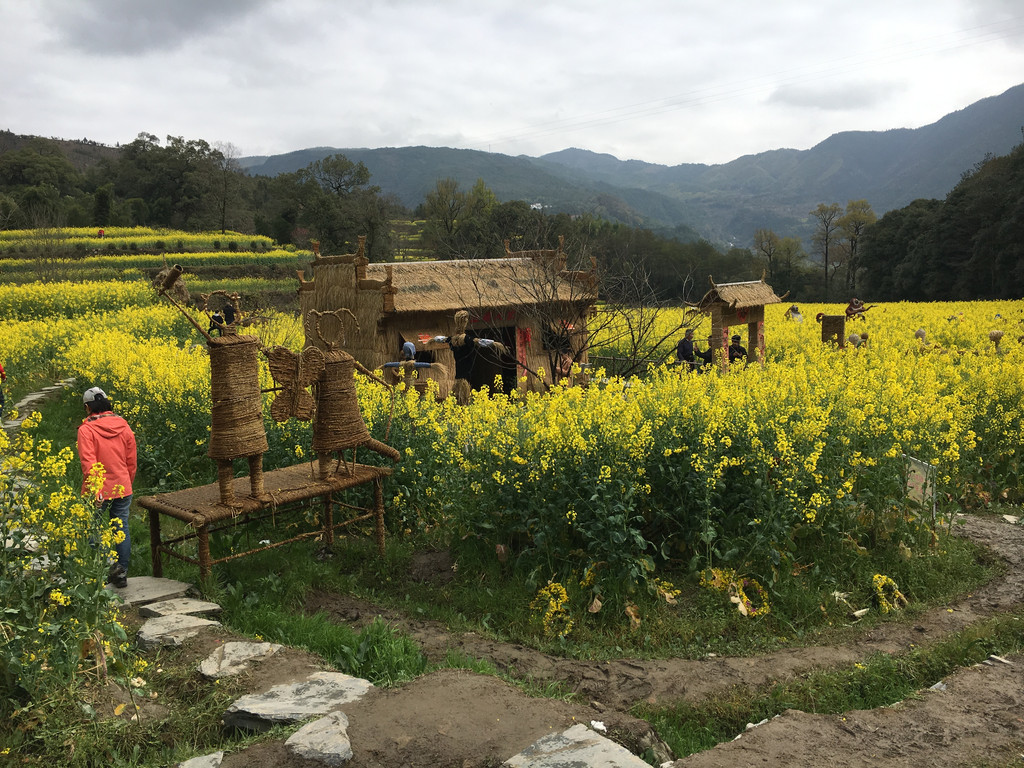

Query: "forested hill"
left=240, top=82, right=1024, bottom=245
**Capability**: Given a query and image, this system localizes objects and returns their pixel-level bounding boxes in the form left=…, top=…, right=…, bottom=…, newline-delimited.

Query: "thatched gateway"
left=697, top=277, right=783, bottom=371
left=299, top=236, right=597, bottom=396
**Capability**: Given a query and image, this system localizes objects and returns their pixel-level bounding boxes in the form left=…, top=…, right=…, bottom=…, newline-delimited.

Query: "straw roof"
left=697, top=278, right=782, bottom=311
left=366, top=258, right=594, bottom=314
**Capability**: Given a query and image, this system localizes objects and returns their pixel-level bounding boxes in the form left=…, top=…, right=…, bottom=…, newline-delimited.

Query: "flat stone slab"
left=139, top=597, right=222, bottom=618
left=286, top=711, right=353, bottom=765
left=199, top=641, right=284, bottom=679
left=504, top=723, right=650, bottom=768
left=224, top=671, right=375, bottom=732
left=177, top=751, right=224, bottom=768
left=107, top=576, right=191, bottom=606
left=137, top=613, right=221, bottom=650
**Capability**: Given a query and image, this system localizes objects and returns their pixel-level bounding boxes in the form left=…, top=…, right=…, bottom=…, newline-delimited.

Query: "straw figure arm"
left=155, top=264, right=214, bottom=343
left=351, top=359, right=401, bottom=462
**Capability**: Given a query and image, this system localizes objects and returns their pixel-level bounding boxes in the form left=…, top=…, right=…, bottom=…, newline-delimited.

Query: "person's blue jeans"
left=101, top=495, right=132, bottom=573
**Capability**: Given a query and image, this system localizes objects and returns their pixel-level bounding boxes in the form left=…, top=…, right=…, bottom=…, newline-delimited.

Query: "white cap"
left=83, top=386, right=107, bottom=404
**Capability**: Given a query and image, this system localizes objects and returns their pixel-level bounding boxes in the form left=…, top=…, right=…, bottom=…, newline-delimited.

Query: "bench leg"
left=148, top=509, right=163, bottom=578
left=324, top=493, right=334, bottom=546
left=373, top=477, right=385, bottom=557
left=197, top=525, right=211, bottom=583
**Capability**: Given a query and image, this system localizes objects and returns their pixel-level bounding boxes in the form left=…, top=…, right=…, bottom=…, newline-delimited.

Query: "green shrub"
left=0, top=416, right=137, bottom=719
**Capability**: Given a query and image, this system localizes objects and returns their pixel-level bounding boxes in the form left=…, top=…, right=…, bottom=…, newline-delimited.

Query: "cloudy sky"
left=2, top=0, right=1022, bottom=166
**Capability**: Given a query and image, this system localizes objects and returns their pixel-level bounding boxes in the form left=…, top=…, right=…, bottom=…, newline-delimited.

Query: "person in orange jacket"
left=78, top=386, right=137, bottom=588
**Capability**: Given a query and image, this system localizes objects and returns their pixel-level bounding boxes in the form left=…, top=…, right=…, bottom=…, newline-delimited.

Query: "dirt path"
left=306, top=515, right=1024, bottom=712
left=676, top=656, right=1024, bottom=767
left=142, top=514, right=1022, bottom=767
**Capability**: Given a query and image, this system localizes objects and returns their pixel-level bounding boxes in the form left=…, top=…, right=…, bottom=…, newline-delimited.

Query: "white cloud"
left=0, top=0, right=1022, bottom=164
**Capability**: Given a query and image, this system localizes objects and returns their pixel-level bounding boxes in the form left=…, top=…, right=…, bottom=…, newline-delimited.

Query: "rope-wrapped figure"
left=157, top=273, right=269, bottom=505
left=306, top=309, right=401, bottom=479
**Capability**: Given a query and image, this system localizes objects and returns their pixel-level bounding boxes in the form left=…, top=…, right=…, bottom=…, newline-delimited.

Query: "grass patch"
left=638, top=611, right=1024, bottom=758
left=1, top=630, right=296, bottom=767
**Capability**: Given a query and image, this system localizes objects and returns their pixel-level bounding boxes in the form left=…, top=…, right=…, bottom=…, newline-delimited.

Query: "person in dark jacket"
left=78, top=386, right=137, bottom=588
left=676, top=329, right=696, bottom=368
left=728, top=334, right=747, bottom=363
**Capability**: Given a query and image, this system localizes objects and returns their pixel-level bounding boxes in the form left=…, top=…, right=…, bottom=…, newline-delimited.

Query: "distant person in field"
left=676, top=329, right=696, bottom=368
left=78, top=386, right=137, bottom=589
left=784, top=305, right=804, bottom=322
left=0, top=360, right=6, bottom=409
left=728, top=334, right=747, bottom=363
left=698, top=335, right=715, bottom=367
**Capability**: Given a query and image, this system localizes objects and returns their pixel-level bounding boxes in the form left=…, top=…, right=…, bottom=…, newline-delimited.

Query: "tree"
left=92, top=183, right=113, bottom=227
left=109, top=133, right=224, bottom=229
left=212, top=142, right=248, bottom=234
left=753, top=228, right=780, bottom=281
left=837, top=200, right=876, bottom=294
left=421, top=177, right=466, bottom=257
left=302, top=154, right=372, bottom=196
left=295, top=153, right=392, bottom=259
left=810, top=203, right=842, bottom=301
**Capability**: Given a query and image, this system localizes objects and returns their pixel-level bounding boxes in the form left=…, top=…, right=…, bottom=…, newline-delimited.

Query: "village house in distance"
left=298, top=236, right=597, bottom=399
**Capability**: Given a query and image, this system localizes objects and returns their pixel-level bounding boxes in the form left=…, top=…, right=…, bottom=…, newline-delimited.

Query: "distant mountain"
left=242, top=83, right=1024, bottom=246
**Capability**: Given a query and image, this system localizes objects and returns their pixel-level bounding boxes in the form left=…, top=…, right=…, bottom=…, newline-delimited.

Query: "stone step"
left=285, top=711, right=353, bottom=765
left=199, top=641, right=284, bottom=679
left=107, top=575, right=192, bottom=606
left=177, top=752, right=224, bottom=768
left=504, top=723, right=652, bottom=767
left=137, top=613, right=221, bottom=650
left=223, top=671, right=375, bottom=733
left=139, top=597, right=222, bottom=619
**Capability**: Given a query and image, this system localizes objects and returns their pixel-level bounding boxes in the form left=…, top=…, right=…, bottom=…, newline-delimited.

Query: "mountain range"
left=241, top=83, right=1024, bottom=246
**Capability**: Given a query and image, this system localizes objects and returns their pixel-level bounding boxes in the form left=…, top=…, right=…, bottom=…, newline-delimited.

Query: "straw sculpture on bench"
left=305, top=309, right=401, bottom=479
left=158, top=271, right=269, bottom=506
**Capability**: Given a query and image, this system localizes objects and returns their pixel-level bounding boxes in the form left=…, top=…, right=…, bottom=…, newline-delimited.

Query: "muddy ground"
left=168, top=514, right=1024, bottom=767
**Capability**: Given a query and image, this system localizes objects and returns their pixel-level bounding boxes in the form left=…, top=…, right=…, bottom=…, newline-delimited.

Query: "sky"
left=2, top=0, right=1023, bottom=166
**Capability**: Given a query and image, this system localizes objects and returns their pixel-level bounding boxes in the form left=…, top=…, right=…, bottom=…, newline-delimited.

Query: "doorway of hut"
left=454, top=324, right=518, bottom=394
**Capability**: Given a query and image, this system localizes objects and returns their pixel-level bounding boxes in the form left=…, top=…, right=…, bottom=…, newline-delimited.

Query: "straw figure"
left=153, top=262, right=190, bottom=305
left=305, top=310, right=401, bottom=479
left=382, top=337, right=452, bottom=400
left=157, top=271, right=269, bottom=505
left=816, top=312, right=847, bottom=347
left=265, top=344, right=326, bottom=422
left=989, top=329, right=1005, bottom=353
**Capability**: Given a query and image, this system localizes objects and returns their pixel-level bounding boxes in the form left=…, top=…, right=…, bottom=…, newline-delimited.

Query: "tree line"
left=2, top=131, right=1019, bottom=302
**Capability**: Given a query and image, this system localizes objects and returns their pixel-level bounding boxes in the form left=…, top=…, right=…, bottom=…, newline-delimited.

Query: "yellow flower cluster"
left=529, top=581, right=574, bottom=638
left=700, top=567, right=771, bottom=617
left=872, top=573, right=908, bottom=614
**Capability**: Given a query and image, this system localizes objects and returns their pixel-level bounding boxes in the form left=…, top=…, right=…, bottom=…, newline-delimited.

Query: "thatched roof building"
left=696, top=277, right=782, bottom=370
left=299, top=237, right=596, bottom=397
left=697, top=279, right=783, bottom=312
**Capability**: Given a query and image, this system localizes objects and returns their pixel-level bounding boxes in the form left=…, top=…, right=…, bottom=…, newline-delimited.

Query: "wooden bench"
left=138, top=462, right=392, bottom=581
